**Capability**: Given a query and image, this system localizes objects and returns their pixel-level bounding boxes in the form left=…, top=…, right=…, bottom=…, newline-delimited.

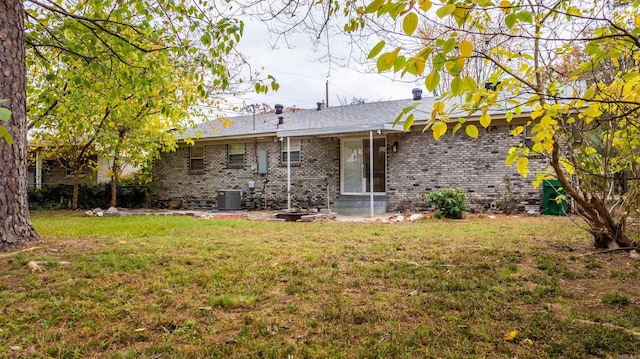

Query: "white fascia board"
left=276, top=123, right=403, bottom=138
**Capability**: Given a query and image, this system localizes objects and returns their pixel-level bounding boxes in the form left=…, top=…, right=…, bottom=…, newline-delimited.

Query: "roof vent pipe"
left=412, top=88, right=423, bottom=100
left=275, top=104, right=284, bottom=114
left=278, top=116, right=284, bottom=125
left=317, top=102, right=322, bottom=111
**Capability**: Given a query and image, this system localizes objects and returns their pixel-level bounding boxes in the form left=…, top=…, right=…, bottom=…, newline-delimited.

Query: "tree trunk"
left=0, top=0, right=41, bottom=250
left=110, top=173, right=117, bottom=208
left=71, top=170, right=80, bottom=210
left=551, top=143, right=636, bottom=250
left=109, top=152, right=121, bottom=208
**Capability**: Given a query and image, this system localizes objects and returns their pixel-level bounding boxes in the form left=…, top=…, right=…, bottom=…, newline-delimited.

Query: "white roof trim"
left=276, top=123, right=404, bottom=138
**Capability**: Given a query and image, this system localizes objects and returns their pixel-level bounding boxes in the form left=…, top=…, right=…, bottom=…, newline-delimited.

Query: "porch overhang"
left=276, top=123, right=404, bottom=138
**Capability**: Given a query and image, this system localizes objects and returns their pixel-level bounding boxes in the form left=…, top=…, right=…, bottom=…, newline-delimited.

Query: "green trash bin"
left=542, top=180, right=567, bottom=216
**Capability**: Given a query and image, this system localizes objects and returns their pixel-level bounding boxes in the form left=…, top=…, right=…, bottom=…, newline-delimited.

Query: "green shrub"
left=425, top=188, right=467, bottom=219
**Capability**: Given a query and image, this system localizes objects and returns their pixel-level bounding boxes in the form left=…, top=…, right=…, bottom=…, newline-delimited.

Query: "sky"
left=220, top=20, right=423, bottom=116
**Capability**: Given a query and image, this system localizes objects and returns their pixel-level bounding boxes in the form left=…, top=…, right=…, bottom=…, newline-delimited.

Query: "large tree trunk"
left=0, top=0, right=41, bottom=250
left=551, top=142, right=636, bottom=250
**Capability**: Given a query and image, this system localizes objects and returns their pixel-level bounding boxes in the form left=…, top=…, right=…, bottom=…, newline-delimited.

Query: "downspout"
left=35, top=150, right=42, bottom=189
left=287, top=136, right=291, bottom=211
left=369, top=130, right=374, bottom=218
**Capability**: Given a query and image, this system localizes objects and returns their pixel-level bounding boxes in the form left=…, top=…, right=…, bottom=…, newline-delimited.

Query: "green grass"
left=0, top=212, right=639, bottom=358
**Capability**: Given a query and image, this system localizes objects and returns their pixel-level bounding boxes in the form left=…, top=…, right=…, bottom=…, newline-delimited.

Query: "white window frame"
left=281, top=139, right=301, bottom=164
left=189, top=146, right=205, bottom=171
left=228, top=143, right=245, bottom=167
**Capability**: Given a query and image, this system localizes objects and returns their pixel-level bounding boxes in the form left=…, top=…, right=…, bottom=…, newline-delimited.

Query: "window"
left=522, top=125, right=534, bottom=149
left=228, top=143, right=245, bottom=167
left=190, top=147, right=204, bottom=171
left=281, top=139, right=301, bottom=164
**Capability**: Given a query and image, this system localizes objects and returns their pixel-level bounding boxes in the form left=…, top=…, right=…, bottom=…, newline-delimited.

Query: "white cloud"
left=229, top=20, right=422, bottom=112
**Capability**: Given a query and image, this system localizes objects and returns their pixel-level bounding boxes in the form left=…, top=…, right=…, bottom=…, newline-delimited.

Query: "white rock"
left=96, top=212, right=104, bottom=217
left=488, top=215, right=496, bottom=219
left=106, top=207, right=118, bottom=213
left=27, top=261, right=45, bottom=272
left=396, top=215, right=405, bottom=222
left=92, top=207, right=103, bottom=214
left=85, top=210, right=94, bottom=217
left=630, top=250, right=640, bottom=260
left=409, top=213, right=423, bottom=222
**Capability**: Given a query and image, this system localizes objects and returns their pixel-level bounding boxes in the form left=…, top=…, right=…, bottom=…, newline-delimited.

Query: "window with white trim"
left=281, top=139, right=301, bottom=164
left=228, top=143, right=245, bottom=167
left=190, top=147, right=205, bottom=171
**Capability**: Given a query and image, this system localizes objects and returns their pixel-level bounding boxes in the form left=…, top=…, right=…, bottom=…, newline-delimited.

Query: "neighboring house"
left=27, top=148, right=139, bottom=187
left=152, top=89, right=546, bottom=214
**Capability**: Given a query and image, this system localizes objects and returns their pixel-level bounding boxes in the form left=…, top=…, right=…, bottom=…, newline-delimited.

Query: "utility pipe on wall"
left=287, top=136, right=291, bottom=211
left=369, top=130, right=374, bottom=218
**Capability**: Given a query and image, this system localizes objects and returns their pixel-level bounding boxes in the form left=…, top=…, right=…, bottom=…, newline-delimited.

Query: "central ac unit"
left=217, top=190, right=242, bottom=210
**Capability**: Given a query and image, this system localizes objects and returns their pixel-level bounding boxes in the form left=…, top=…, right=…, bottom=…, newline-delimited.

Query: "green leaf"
left=451, top=76, right=464, bottom=95
left=0, top=107, right=11, bottom=122
left=425, top=70, right=440, bottom=93
left=0, top=126, right=12, bottom=145
left=442, top=38, right=457, bottom=53
left=465, top=124, right=479, bottom=139
left=402, top=12, right=419, bottom=36
left=517, top=11, right=533, bottom=23
left=463, top=76, right=477, bottom=91
left=432, top=121, right=447, bottom=140
left=404, top=113, right=415, bottom=131
left=368, top=40, right=386, bottom=59
left=436, top=4, right=456, bottom=18
left=432, top=53, right=447, bottom=70
left=365, top=0, right=385, bottom=14
left=452, top=122, right=462, bottom=135
left=505, top=13, right=517, bottom=28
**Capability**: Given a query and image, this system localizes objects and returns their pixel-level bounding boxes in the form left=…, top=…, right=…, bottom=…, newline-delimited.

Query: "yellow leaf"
left=510, top=125, right=523, bottom=137
left=433, top=101, right=445, bottom=114
left=119, top=241, right=127, bottom=245
left=386, top=48, right=401, bottom=65
left=505, top=150, right=519, bottom=166
left=459, top=40, right=473, bottom=57
left=419, top=0, right=432, bottom=12
left=432, top=121, right=447, bottom=141
left=499, top=0, right=511, bottom=13
left=505, top=111, right=513, bottom=122
left=465, top=124, right=479, bottom=139
left=516, top=157, right=529, bottom=178
left=636, top=14, right=640, bottom=27
left=479, top=113, right=491, bottom=128
left=503, top=330, right=518, bottom=341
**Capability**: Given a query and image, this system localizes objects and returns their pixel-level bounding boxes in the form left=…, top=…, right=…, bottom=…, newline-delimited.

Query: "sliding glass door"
left=341, top=138, right=386, bottom=194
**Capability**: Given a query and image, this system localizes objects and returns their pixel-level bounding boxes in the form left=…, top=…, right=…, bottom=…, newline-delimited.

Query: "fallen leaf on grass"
left=503, top=330, right=518, bottom=341
left=119, top=241, right=127, bottom=245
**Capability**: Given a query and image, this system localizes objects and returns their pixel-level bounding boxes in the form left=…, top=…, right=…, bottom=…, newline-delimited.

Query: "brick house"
left=152, top=90, right=546, bottom=214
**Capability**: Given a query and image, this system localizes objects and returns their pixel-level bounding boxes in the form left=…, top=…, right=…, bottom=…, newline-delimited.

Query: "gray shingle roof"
left=183, top=95, right=533, bottom=140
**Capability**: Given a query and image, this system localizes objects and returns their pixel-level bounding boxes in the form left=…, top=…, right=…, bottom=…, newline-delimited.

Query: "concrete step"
left=333, top=195, right=387, bottom=215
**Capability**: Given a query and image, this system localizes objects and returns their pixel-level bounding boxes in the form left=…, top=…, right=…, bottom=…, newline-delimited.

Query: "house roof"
left=183, top=95, right=534, bottom=141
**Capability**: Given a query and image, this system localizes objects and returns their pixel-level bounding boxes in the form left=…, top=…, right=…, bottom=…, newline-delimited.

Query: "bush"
left=425, top=188, right=467, bottom=219
left=28, top=182, right=151, bottom=210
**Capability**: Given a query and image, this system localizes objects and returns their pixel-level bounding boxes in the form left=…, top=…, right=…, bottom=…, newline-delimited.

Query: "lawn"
left=1, top=212, right=639, bottom=358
